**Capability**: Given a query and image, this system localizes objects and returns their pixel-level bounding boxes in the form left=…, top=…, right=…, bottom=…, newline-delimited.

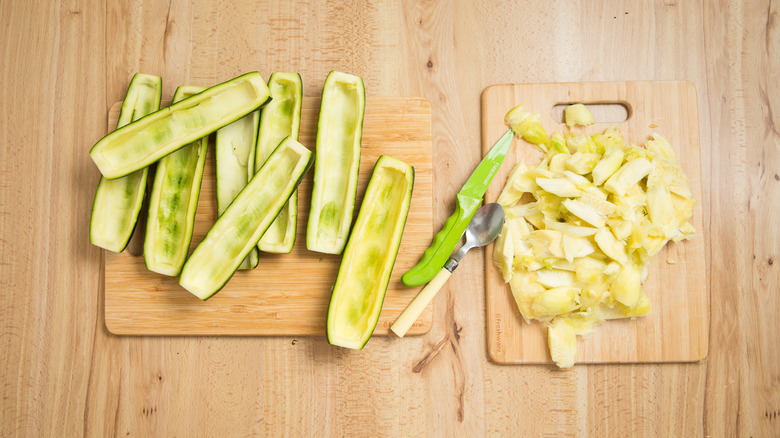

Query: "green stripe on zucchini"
left=215, top=108, right=261, bottom=269
left=143, top=86, right=208, bottom=276
left=327, top=155, right=414, bottom=349
left=90, top=73, right=162, bottom=252
left=306, top=71, right=365, bottom=255
left=179, top=138, right=314, bottom=300
left=256, top=72, right=303, bottom=254
left=90, top=72, right=271, bottom=179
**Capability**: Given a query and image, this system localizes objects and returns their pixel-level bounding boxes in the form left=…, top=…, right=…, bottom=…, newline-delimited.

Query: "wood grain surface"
left=1, top=1, right=778, bottom=437
left=482, top=81, right=708, bottom=364
left=104, top=96, right=434, bottom=336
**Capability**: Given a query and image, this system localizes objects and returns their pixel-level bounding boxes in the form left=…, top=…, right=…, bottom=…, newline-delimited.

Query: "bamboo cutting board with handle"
left=103, top=96, right=433, bottom=336
left=482, top=81, right=708, bottom=364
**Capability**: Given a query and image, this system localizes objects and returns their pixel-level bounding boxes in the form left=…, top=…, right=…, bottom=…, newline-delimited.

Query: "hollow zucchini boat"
left=215, top=109, right=261, bottom=269
left=90, top=72, right=270, bottom=179
left=90, top=73, right=162, bottom=252
left=306, top=71, right=365, bottom=255
left=255, top=72, right=303, bottom=253
left=143, top=86, right=208, bottom=276
left=179, top=138, right=314, bottom=300
left=327, top=155, right=414, bottom=349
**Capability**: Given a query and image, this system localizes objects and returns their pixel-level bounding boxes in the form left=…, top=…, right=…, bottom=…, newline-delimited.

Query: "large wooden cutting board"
left=482, top=82, right=708, bottom=364
left=103, top=96, right=433, bottom=336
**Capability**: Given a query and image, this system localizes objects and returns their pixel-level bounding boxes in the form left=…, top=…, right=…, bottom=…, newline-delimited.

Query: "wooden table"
left=1, top=1, right=777, bottom=436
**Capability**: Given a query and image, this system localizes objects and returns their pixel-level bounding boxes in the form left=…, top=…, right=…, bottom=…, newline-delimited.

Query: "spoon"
left=391, top=203, right=505, bottom=337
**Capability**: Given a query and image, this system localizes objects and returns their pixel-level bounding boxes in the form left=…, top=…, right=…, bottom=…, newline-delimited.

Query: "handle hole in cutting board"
left=551, top=102, right=631, bottom=124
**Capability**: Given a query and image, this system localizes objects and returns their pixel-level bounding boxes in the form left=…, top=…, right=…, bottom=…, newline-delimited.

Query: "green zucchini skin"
left=326, top=155, right=415, bottom=349
left=179, top=138, right=314, bottom=300
left=143, top=86, right=208, bottom=276
left=90, top=72, right=271, bottom=179
left=215, top=109, right=261, bottom=269
left=89, top=73, right=162, bottom=252
left=256, top=72, right=303, bottom=254
left=306, top=71, right=365, bottom=255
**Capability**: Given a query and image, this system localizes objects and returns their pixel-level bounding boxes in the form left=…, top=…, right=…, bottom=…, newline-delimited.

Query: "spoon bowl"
left=447, top=203, right=505, bottom=270
left=466, top=202, right=505, bottom=246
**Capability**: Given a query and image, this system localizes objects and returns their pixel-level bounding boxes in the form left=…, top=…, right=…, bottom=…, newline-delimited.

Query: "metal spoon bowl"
left=444, top=202, right=505, bottom=272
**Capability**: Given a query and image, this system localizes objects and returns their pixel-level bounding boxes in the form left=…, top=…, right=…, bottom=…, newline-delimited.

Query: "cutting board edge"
left=102, top=322, right=434, bottom=337
left=487, top=355, right=710, bottom=366
left=482, top=79, right=698, bottom=97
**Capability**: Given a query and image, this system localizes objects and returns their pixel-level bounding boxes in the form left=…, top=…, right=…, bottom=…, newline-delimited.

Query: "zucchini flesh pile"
left=216, top=109, right=260, bottom=269
left=179, top=138, right=314, bottom=300
left=327, top=156, right=414, bottom=349
left=90, top=73, right=162, bottom=252
left=306, top=71, right=365, bottom=255
left=90, top=72, right=270, bottom=179
left=143, top=86, right=208, bottom=276
left=256, top=72, right=303, bottom=253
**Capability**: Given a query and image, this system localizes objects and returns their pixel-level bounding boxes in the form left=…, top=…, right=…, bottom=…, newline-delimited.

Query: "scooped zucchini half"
left=143, top=86, right=208, bottom=276
left=179, top=137, right=314, bottom=300
left=90, top=72, right=270, bottom=179
left=256, top=72, right=303, bottom=254
left=90, top=73, right=162, bottom=252
left=215, top=109, right=260, bottom=269
left=306, top=71, right=365, bottom=255
left=327, top=155, right=414, bottom=349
